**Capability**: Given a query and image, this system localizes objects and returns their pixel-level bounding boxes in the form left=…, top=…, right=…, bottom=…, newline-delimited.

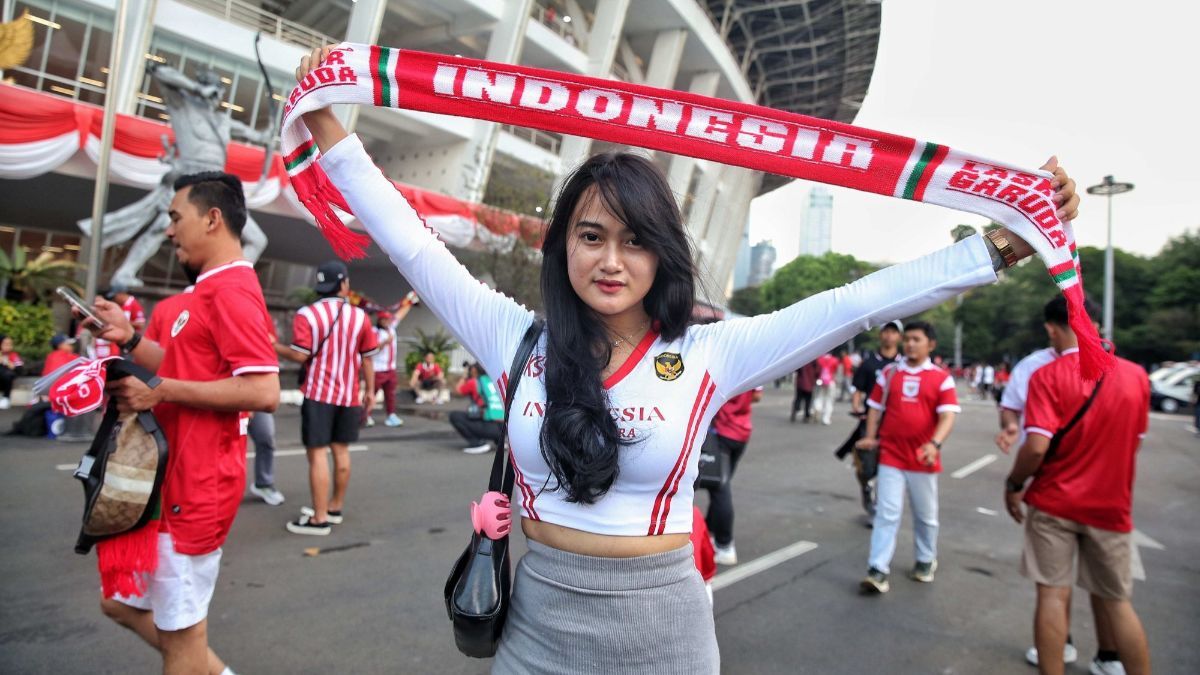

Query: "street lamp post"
left=1085, top=175, right=1134, bottom=341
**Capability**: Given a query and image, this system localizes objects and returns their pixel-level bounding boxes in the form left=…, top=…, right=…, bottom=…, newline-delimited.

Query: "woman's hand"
left=295, top=44, right=350, bottom=153
left=78, top=297, right=135, bottom=345
left=990, top=156, right=1080, bottom=264
left=855, top=437, right=879, bottom=451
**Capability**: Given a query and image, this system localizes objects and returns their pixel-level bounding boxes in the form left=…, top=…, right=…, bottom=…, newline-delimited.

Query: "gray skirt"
left=492, top=539, right=719, bottom=674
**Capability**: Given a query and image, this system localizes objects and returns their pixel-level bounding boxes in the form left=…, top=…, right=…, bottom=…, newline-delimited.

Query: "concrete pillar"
left=555, top=0, right=632, bottom=177
left=457, top=0, right=535, bottom=202
left=114, top=0, right=158, bottom=115
left=665, top=71, right=720, bottom=199
left=336, top=0, right=388, bottom=133
left=705, top=169, right=762, bottom=301
left=686, top=162, right=723, bottom=241
left=644, top=29, right=687, bottom=88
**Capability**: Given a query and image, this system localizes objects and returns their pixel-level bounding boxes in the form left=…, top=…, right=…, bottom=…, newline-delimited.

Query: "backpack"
left=72, top=360, right=169, bottom=555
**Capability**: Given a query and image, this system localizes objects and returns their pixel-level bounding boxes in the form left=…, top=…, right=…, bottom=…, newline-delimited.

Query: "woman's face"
left=0, top=337, right=11, bottom=352
left=565, top=186, right=659, bottom=323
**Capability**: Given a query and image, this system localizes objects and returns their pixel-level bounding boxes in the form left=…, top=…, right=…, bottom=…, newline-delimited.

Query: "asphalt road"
left=1, top=387, right=1196, bottom=674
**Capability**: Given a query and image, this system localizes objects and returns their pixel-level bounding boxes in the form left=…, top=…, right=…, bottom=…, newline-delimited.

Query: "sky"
left=748, top=0, right=1200, bottom=267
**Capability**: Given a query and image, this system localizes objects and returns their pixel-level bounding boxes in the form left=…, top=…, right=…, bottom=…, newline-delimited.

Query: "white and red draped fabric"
left=0, top=83, right=539, bottom=247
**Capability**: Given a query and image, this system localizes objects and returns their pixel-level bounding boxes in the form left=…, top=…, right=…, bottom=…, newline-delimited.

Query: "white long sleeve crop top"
left=320, top=134, right=998, bottom=536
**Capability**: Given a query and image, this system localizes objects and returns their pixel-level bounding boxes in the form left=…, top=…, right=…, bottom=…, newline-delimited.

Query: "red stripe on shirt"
left=655, top=380, right=718, bottom=534
left=648, top=371, right=713, bottom=535
left=602, top=326, right=660, bottom=389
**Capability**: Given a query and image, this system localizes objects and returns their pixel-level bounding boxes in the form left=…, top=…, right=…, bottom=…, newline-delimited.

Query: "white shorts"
left=113, top=532, right=222, bottom=631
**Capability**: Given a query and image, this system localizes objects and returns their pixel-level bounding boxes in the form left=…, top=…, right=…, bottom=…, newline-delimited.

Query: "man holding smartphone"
left=82, top=171, right=279, bottom=675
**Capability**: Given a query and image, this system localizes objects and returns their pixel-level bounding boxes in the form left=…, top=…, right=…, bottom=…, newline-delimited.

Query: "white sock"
left=221, top=668, right=236, bottom=675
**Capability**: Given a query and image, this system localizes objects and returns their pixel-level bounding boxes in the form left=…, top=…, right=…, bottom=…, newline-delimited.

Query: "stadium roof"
left=701, top=0, right=883, bottom=190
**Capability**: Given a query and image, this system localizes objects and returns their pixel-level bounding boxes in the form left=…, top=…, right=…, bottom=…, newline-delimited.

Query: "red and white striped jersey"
left=291, top=297, right=379, bottom=407
left=370, top=325, right=397, bottom=372
left=319, top=133, right=998, bottom=536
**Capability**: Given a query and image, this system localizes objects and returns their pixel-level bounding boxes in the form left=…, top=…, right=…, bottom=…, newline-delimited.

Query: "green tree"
left=728, top=285, right=764, bottom=316
left=760, top=252, right=877, bottom=312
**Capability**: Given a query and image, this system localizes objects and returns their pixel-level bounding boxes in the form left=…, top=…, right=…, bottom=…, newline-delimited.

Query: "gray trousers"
left=247, top=412, right=276, bottom=488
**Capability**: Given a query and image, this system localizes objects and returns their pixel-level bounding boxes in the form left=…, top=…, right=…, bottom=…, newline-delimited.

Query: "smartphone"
left=56, top=286, right=108, bottom=330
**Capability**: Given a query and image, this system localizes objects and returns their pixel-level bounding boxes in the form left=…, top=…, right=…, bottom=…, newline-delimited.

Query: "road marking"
left=1129, top=529, right=1164, bottom=582
left=711, top=540, right=818, bottom=591
left=951, top=454, right=997, bottom=479
left=975, top=507, right=999, bottom=516
left=56, top=444, right=369, bottom=471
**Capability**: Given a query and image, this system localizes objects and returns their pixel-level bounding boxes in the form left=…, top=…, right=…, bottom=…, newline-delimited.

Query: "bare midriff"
left=523, top=519, right=690, bottom=558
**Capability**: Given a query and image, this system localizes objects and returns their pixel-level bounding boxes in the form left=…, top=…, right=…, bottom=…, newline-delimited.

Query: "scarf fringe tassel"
left=1064, top=286, right=1115, bottom=380
left=291, top=164, right=372, bottom=260
left=97, top=524, right=160, bottom=599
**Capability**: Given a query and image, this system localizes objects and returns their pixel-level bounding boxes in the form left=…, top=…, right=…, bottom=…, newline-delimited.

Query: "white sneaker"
left=385, top=414, right=404, bottom=427
left=1089, top=657, right=1126, bottom=675
left=301, top=505, right=343, bottom=524
left=364, top=416, right=375, bottom=428
left=713, top=542, right=738, bottom=565
left=249, top=485, right=285, bottom=506
left=463, top=442, right=493, bottom=455
left=1025, top=643, right=1078, bottom=666
left=0, top=397, right=9, bottom=410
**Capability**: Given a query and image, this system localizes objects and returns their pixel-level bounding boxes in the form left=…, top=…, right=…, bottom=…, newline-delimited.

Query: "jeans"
left=448, top=410, right=504, bottom=446
left=247, top=412, right=276, bottom=488
left=704, top=435, right=747, bottom=546
left=868, top=464, right=939, bottom=574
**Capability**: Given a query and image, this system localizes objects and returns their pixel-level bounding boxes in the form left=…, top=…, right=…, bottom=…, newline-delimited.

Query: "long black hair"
left=539, top=151, right=696, bottom=504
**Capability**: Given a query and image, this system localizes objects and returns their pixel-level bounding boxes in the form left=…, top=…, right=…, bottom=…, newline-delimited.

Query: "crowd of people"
left=0, top=44, right=1166, bottom=675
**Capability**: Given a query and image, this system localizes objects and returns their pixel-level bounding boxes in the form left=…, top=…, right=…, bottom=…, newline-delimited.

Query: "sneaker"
left=1025, top=643, right=1079, bottom=666
left=1088, top=657, right=1126, bottom=675
left=249, top=484, right=285, bottom=506
left=463, top=442, right=493, bottom=455
left=364, top=416, right=375, bottom=428
left=860, top=568, right=889, bottom=594
left=911, top=560, right=938, bottom=583
left=301, top=505, right=344, bottom=524
left=385, top=413, right=404, bottom=427
left=713, top=542, right=738, bottom=566
left=0, top=397, right=9, bottom=410
left=286, top=513, right=330, bottom=536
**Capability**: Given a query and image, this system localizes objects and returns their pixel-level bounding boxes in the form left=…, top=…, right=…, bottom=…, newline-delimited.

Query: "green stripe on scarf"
left=902, top=143, right=939, bottom=200
left=377, top=48, right=392, bottom=108
left=1052, top=267, right=1077, bottom=284
left=285, top=143, right=317, bottom=171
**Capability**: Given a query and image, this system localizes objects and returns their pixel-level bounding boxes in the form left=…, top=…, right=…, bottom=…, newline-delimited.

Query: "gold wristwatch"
left=985, top=229, right=1019, bottom=269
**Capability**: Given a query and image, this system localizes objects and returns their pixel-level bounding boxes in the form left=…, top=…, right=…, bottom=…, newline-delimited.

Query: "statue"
left=79, top=61, right=273, bottom=287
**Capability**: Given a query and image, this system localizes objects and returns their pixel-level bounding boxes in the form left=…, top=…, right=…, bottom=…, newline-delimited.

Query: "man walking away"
left=87, top=171, right=279, bottom=675
left=277, top=261, right=378, bottom=535
left=364, top=296, right=414, bottom=428
left=837, top=320, right=903, bottom=516
left=792, top=361, right=817, bottom=423
left=857, top=321, right=958, bottom=593
left=813, top=352, right=840, bottom=425
left=704, top=386, right=764, bottom=565
left=1005, top=296, right=1150, bottom=675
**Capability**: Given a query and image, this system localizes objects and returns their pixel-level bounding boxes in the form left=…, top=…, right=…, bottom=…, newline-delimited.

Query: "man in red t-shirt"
left=702, top=385, right=764, bottom=565
left=813, top=352, right=840, bottom=425
left=856, top=321, right=958, bottom=593
left=86, top=172, right=279, bottom=675
left=1004, top=297, right=1151, bottom=675
left=277, top=260, right=378, bottom=535
left=94, top=283, right=146, bottom=359
left=410, top=350, right=449, bottom=404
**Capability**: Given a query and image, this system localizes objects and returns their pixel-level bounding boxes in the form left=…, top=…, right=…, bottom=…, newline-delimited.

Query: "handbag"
left=443, top=318, right=543, bottom=658
left=297, top=300, right=345, bottom=386
left=695, top=431, right=730, bottom=489
left=72, top=359, right=168, bottom=554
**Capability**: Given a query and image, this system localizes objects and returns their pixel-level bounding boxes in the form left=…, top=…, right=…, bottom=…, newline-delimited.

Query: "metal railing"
left=500, top=124, right=562, bottom=155
left=529, top=1, right=586, bottom=52
left=179, top=0, right=336, bottom=51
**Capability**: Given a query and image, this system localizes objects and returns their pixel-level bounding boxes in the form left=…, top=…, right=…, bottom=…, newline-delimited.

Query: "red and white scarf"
left=279, top=44, right=1110, bottom=378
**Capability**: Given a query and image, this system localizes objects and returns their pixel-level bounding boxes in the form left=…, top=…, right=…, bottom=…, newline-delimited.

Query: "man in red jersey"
left=84, top=171, right=279, bottom=675
left=277, top=260, right=378, bottom=535
left=94, top=283, right=147, bottom=359
left=1005, top=296, right=1151, bottom=675
left=857, top=321, right=959, bottom=594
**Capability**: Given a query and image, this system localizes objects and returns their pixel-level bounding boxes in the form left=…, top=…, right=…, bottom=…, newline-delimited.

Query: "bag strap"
left=488, top=319, right=545, bottom=495
left=76, top=359, right=162, bottom=465
left=1045, top=374, right=1106, bottom=460
left=303, top=299, right=346, bottom=368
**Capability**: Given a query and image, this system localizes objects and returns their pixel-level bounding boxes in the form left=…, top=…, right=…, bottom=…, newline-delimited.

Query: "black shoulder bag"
left=297, top=300, right=345, bottom=386
left=73, top=359, right=168, bottom=554
left=443, top=319, right=543, bottom=658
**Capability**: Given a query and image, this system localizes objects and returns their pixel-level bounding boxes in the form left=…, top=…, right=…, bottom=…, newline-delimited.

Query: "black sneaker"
left=301, top=506, right=343, bottom=524
left=860, top=567, right=890, bottom=594
left=286, top=513, right=331, bottom=536
left=911, top=560, right=938, bottom=583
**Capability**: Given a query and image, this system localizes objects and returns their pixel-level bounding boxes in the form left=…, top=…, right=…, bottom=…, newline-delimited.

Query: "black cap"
left=314, top=260, right=348, bottom=294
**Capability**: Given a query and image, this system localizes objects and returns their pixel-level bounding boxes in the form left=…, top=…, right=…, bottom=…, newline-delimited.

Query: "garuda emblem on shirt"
left=654, top=352, right=684, bottom=382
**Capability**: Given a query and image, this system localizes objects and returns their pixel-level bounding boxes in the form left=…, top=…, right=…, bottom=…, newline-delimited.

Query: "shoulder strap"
left=1045, top=374, right=1106, bottom=460
left=488, top=319, right=545, bottom=495
left=310, top=300, right=346, bottom=360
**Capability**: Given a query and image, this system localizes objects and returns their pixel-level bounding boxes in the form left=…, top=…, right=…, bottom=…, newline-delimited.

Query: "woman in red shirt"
left=0, top=334, right=24, bottom=409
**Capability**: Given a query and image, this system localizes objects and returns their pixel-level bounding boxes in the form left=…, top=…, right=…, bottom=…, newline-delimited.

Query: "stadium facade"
left=0, top=0, right=879, bottom=334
